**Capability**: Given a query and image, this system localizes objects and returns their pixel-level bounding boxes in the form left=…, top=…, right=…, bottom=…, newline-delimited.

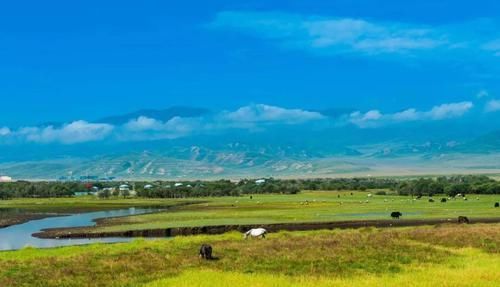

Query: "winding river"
left=0, top=207, right=162, bottom=251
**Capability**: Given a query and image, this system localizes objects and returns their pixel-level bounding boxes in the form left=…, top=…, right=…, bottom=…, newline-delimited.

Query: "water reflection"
left=0, top=207, right=162, bottom=251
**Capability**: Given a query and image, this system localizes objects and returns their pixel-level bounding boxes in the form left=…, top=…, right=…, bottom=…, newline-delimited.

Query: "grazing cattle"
left=458, top=216, right=470, bottom=224
left=199, top=244, right=213, bottom=260
left=494, top=202, right=499, bottom=208
left=391, top=212, right=402, bottom=219
left=250, top=196, right=253, bottom=200
left=244, top=228, right=267, bottom=239
left=441, top=198, right=447, bottom=203
left=429, top=198, right=435, bottom=203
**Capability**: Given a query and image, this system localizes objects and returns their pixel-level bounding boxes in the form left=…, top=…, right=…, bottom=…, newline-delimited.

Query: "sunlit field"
left=56, top=191, right=500, bottom=234
left=0, top=224, right=499, bottom=286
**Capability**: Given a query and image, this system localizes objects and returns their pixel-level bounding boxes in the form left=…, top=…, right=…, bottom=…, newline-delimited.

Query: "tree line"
left=0, top=175, right=499, bottom=199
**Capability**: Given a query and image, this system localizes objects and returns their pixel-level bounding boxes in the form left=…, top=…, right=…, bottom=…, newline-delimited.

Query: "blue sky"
left=1, top=0, right=500, bottom=136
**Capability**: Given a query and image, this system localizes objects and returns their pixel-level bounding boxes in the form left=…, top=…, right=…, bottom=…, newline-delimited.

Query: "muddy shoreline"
left=0, top=213, right=60, bottom=229
left=34, top=217, right=500, bottom=239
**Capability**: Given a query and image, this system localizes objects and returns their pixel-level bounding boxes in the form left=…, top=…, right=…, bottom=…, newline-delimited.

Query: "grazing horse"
left=244, top=228, right=267, bottom=239
left=199, top=244, right=213, bottom=260
left=391, top=211, right=402, bottom=219
left=458, top=216, right=470, bottom=224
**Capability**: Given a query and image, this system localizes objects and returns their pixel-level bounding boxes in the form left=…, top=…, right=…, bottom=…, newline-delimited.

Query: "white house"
left=0, top=176, right=12, bottom=182
left=119, top=184, right=130, bottom=192
left=255, top=179, right=266, bottom=185
left=144, top=184, right=154, bottom=189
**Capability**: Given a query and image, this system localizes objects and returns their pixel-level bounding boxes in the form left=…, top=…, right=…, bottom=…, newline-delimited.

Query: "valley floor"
left=26, top=191, right=500, bottom=238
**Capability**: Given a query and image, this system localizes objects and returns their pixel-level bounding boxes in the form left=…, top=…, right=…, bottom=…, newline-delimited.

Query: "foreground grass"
left=146, top=250, right=499, bottom=287
left=0, top=224, right=499, bottom=286
left=87, top=191, right=500, bottom=233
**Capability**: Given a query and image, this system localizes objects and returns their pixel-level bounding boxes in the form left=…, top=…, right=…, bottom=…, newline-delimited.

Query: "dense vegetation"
left=0, top=181, right=86, bottom=199
left=395, top=175, right=500, bottom=196
left=1, top=175, right=500, bottom=199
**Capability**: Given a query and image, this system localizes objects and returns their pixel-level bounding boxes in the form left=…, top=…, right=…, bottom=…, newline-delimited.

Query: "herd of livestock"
left=199, top=198, right=499, bottom=260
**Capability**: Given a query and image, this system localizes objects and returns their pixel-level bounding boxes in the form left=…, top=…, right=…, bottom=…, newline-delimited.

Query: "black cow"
left=441, top=198, right=447, bottom=203
left=429, top=198, right=435, bottom=203
left=495, top=202, right=499, bottom=208
left=199, top=244, right=213, bottom=260
left=458, top=216, right=470, bottom=224
left=391, top=211, right=402, bottom=219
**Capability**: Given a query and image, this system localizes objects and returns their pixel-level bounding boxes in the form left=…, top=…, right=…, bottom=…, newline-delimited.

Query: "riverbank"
left=0, top=213, right=58, bottom=228
left=33, top=217, right=500, bottom=239
left=0, top=197, right=195, bottom=229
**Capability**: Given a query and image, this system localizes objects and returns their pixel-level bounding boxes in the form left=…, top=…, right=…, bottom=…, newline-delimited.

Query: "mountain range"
left=1, top=106, right=500, bottom=180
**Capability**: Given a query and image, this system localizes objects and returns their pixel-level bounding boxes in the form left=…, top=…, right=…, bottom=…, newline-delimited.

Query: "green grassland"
left=75, top=191, right=500, bottom=233
left=1, top=224, right=499, bottom=286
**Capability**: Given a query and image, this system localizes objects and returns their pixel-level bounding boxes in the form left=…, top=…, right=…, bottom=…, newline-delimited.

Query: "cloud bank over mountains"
left=1, top=98, right=497, bottom=145
left=348, top=101, right=474, bottom=128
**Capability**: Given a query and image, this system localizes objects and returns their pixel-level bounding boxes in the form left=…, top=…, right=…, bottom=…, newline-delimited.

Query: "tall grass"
left=0, top=224, right=499, bottom=286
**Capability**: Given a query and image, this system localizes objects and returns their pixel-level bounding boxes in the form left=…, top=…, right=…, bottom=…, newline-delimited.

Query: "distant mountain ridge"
left=2, top=106, right=500, bottom=180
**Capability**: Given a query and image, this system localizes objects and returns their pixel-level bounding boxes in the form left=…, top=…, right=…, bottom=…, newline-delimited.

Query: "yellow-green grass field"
left=0, top=224, right=499, bottom=286
left=71, top=191, right=500, bottom=234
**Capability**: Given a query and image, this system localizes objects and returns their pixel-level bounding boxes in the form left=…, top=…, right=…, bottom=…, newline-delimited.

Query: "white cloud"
left=0, top=127, right=10, bottom=136
left=0, top=102, right=477, bottom=143
left=427, top=102, right=473, bottom=120
left=349, top=110, right=383, bottom=128
left=210, top=11, right=447, bottom=55
left=210, top=11, right=500, bottom=58
left=392, top=108, right=420, bottom=121
left=119, top=104, right=325, bottom=139
left=349, top=101, right=473, bottom=128
left=222, top=104, right=325, bottom=124
left=485, top=99, right=500, bottom=112
left=0, top=104, right=326, bottom=145
left=124, top=116, right=164, bottom=131
left=121, top=116, right=200, bottom=140
left=18, top=121, right=114, bottom=144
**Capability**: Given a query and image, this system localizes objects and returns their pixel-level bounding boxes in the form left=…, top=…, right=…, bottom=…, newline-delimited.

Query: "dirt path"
left=34, top=217, right=500, bottom=239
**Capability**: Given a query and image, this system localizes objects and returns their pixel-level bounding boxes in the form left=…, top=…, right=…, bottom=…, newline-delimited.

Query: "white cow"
left=244, top=228, right=268, bottom=239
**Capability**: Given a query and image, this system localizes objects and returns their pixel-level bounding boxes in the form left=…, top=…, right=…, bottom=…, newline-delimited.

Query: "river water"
left=0, top=207, right=161, bottom=251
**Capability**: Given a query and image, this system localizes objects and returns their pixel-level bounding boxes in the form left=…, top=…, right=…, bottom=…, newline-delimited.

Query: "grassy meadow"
left=0, top=224, right=499, bottom=286
left=67, top=191, right=500, bottom=234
